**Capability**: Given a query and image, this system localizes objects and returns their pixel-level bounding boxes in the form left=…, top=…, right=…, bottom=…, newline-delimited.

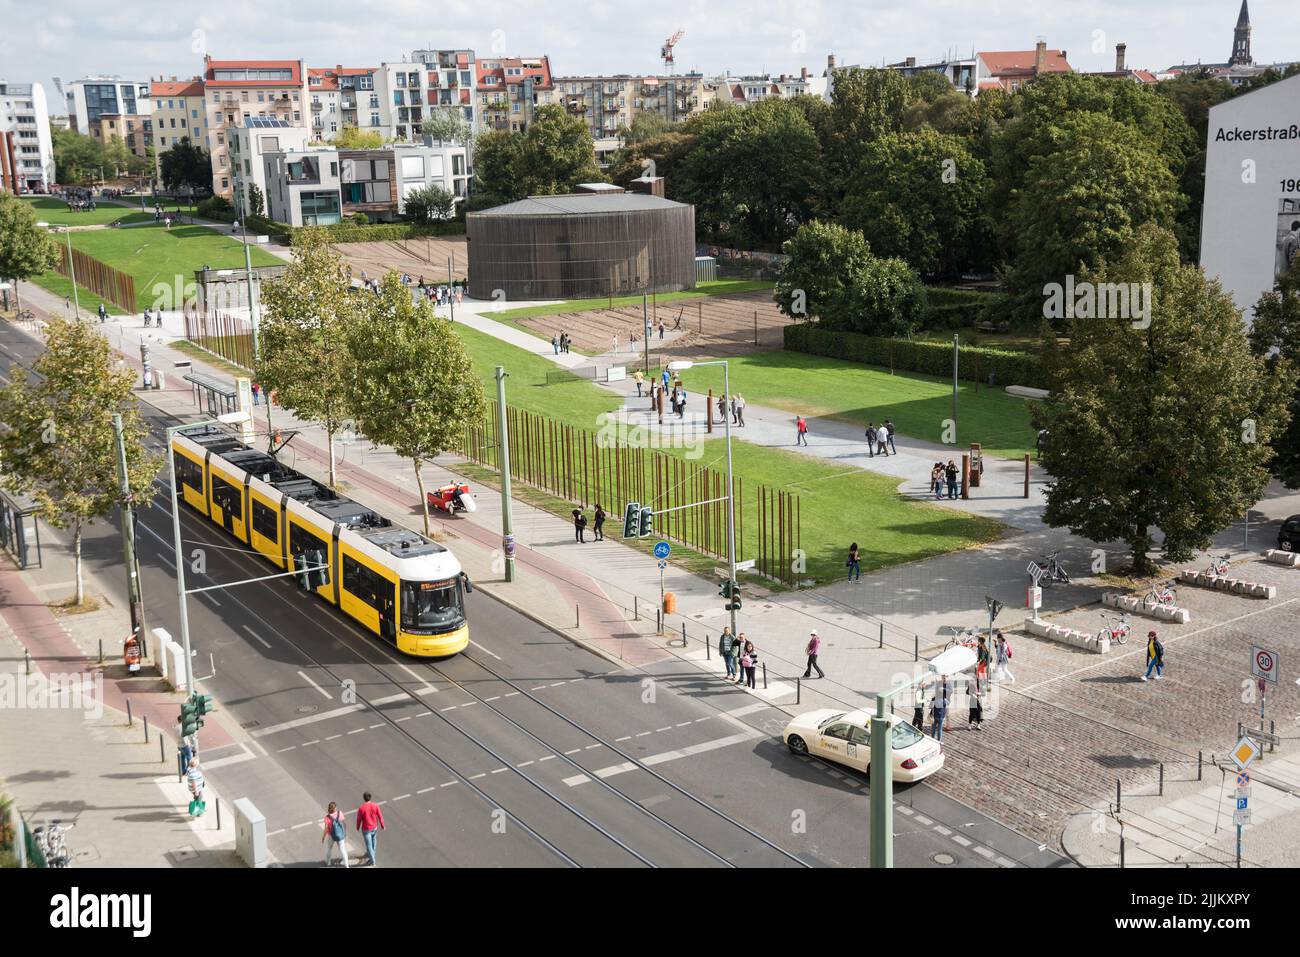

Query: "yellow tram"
left=171, top=424, right=469, bottom=657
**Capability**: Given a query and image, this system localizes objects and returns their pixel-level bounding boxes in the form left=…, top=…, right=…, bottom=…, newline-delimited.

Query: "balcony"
left=342, top=98, right=355, bottom=110
left=311, top=100, right=323, bottom=111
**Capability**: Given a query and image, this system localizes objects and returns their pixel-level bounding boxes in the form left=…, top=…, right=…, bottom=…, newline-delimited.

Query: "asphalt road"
left=0, top=318, right=1066, bottom=869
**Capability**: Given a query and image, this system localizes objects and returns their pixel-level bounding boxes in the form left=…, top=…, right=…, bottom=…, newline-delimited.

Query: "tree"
left=1036, top=225, right=1289, bottom=573
left=468, top=129, right=525, bottom=208
left=159, top=137, right=213, bottom=192
left=775, top=220, right=926, bottom=336
left=420, top=108, right=473, bottom=145
left=608, top=131, right=696, bottom=190
left=1249, top=258, right=1300, bottom=487
left=513, top=104, right=603, bottom=195
left=258, top=227, right=360, bottom=488
left=332, top=125, right=386, bottom=149
left=51, top=127, right=107, bottom=184
left=247, top=183, right=265, bottom=219
left=403, top=183, right=455, bottom=222
left=0, top=193, right=60, bottom=315
left=0, top=318, right=159, bottom=605
left=619, top=111, right=673, bottom=146
left=345, top=274, right=486, bottom=536
left=840, top=129, right=991, bottom=276
left=1007, top=113, right=1182, bottom=324
left=815, top=68, right=914, bottom=208
left=103, top=136, right=132, bottom=178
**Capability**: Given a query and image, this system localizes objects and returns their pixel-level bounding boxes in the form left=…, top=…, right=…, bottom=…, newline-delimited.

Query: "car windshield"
left=1285, top=518, right=1300, bottom=533
left=891, top=722, right=925, bottom=750
left=401, top=578, right=465, bottom=631
left=817, top=713, right=847, bottom=730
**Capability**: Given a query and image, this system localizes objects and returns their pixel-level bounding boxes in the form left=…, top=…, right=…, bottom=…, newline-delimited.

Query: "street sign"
left=653, top=541, right=670, bottom=559
left=985, top=596, right=1004, bottom=621
left=1234, top=808, right=1251, bottom=827
left=1244, top=726, right=1280, bottom=746
left=657, top=559, right=667, bottom=570
left=1237, top=771, right=1250, bottom=787
left=735, top=559, right=757, bottom=572
left=1236, top=787, right=1250, bottom=801
left=1236, top=796, right=1248, bottom=811
left=1231, top=735, right=1262, bottom=769
left=1251, top=646, right=1279, bottom=684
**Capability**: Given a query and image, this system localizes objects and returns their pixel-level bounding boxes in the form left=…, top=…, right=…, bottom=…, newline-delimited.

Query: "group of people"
left=571, top=504, right=607, bottom=543
left=715, top=393, right=746, bottom=428
left=551, top=331, right=573, bottom=354
left=717, top=627, right=762, bottom=688
left=930, top=460, right=961, bottom=499
left=412, top=275, right=462, bottom=307
left=912, top=631, right=1015, bottom=741
left=320, top=792, right=386, bottom=867
left=863, top=421, right=898, bottom=456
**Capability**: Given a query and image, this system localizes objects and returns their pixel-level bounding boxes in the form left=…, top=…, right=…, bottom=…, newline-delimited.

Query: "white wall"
left=1200, top=73, right=1300, bottom=323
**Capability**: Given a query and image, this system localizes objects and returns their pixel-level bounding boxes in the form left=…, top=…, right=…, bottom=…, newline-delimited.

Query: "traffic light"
left=638, top=506, right=653, bottom=537
left=179, top=699, right=204, bottom=736
left=309, top=548, right=330, bottom=589
left=623, top=502, right=640, bottom=538
left=193, top=693, right=214, bottom=717
left=729, top=581, right=742, bottom=611
left=294, top=551, right=312, bottom=590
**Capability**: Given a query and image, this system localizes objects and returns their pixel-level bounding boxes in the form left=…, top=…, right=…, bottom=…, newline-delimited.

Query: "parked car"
left=1279, top=514, right=1300, bottom=551
left=782, top=709, right=944, bottom=782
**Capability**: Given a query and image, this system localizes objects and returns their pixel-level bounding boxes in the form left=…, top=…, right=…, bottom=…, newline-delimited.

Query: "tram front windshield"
left=401, top=578, right=465, bottom=632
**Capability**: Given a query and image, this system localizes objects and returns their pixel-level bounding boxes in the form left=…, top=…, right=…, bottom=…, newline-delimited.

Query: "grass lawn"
left=451, top=322, right=1005, bottom=582
left=30, top=222, right=282, bottom=313
left=670, top=350, right=1037, bottom=460
left=20, top=196, right=139, bottom=227
left=913, top=328, right=1046, bottom=352
left=491, top=279, right=774, bottom=322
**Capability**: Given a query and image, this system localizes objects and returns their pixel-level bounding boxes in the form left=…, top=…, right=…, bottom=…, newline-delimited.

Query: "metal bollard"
left=575, top=604, right=580, bottom=629
left=1120, top=832, right=1125, bottom=869
left=144, top=715, right=150, bottom=743
left=634, top=596, right=638, bottom=620
left=127, top=698, right=133, bottom=726
left=913, top=635, right=918, bottom=662
left=796, top=677, right=801, bottom=705
left=656, top=609, right=662, bottom=636
left=98, top=639, right=103, bottom=664
left=25, top=650, right=31, bottom=676
left=879, top=622, right=884, bottom=649
left=705, top=634, right=710, bottom=660
left=177, top=752, right=183, bottom=783
left=680, top=622, right=686, bottom=648
left=1116, top=778, right=1122, bottom=814
left=1159, top=763, right=1164, bottom=796
left=159, top=735, right=165, bottom=764
left=762, top=662, right=767, bottom=689
left=216, top=798, right=221, bottom=831
left=1198, top=750, right=1203, bottom=781
left=1271, top=720, right=1276, bottom=753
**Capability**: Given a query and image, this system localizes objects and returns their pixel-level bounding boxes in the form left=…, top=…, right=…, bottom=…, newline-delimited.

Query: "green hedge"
left=784, top=323, right=1047, bottom=389
left=921, top=286, right=1016, bottom=330
left=284, top=221, right=466, bottom=244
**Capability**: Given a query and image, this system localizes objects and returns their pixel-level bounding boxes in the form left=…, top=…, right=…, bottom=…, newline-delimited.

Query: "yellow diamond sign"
left=1232, top=736, right=1261, bottom=770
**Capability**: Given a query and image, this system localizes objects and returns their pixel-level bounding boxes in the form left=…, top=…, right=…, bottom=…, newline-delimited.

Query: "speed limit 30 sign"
left=1251, top=646, right=1279, bottom=684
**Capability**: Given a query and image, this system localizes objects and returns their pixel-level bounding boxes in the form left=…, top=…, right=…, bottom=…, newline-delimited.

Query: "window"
left=221, top=177, right=229, bottom=189
left=252, top=499, right=278, bottom=542
left=288, top=523, right=328, bottom=561
left=257, top=91, right=265, bottom=102
left=891, top=722, right=924, bottom=750
left=359, top=75, right=373, bottom=90
left=822, top=723, right=852, bottom=741
left=330, top=161, right=338, bottom=176
left=849, top=726, right=871, bottom=746
left=401, top=578, right=465, bottom=632
left=211, top=476, right=243, bottom=520
left=174, top=453, right=203, bottom=493
left=343, top=556, right=391, bottom=609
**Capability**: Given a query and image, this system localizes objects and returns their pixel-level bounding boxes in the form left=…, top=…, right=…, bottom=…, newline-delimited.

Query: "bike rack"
left=1176, top=569, right=1276, bottom=599
left=1102, top=592, right=1191, bottom=624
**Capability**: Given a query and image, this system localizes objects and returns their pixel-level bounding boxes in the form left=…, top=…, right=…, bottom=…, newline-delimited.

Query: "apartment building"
left=202, top=57, right=309, bottom=198
left=65, top=76, right=153, bottom=136
left=976, top=42, right=1073, bottom=93
left=475, top=56, right=553, bottom=133
left=0, top=80, right=55, bottom=192
left=151, top=77, right=209, bottom=156
left=378, top=49, right=476, bottom=144
left=308, top=67, right=382, bottom=140
left=94, top=113, right=153, bottom=160
left=228, top=118, right=311, bottom=216
left=542, top=73, right=711, bottom=165
left=715, top=67, right=827, bottom=104
left=263, top=148, right=344, bottom=226
left=883, top=54, right=982, bottom=95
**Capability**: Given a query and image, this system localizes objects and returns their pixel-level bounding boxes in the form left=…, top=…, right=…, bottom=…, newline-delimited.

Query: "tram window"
left=212, top=476, right=243, bottom=520
left=289, top=523, right=330, bottom=586
left=401, top=578, right=464, bottom=631
left=289, top=523, right=328, bottom=558
left=173, top=453, right=202, bottom=492
left=252, top=500, right=278, bottom=542
left=342, top=555, right=388, bottom=610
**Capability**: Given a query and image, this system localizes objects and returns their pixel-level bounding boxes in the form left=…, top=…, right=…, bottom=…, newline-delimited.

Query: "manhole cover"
left=931, top=852, right=957, bottom=866
left=296, top=705, right=318, bottom=714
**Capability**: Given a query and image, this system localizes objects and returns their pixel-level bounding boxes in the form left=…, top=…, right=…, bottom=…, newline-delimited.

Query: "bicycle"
left=1097, top=612, right=1130, bottom=645
left=1143, top=581, right=1177, bottom=607
left=32, top=820, right=75, bottom=868
left=15, top=308, right=36, bottom=320
left=944, top=628, right=980, bottom=652
left=1204, top=553, right=1231, bottom=577
left=1037, top=551, right=1071, bottom=586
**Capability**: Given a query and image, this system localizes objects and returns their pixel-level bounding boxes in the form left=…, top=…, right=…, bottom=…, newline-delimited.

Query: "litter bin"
left=663, top=592, right=677, bottom=615
left=969, top=443, right=983, bottom=488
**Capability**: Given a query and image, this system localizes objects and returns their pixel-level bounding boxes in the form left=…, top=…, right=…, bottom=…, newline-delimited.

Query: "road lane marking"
left=394, top=794, right=410, bottom=801
left=485, top=696, right=500, bottom=702
left=417, top=786, right=437, bottom=794
left=202, top=744, right=257, bottom=769
left=297, top=670, right=333, bottom=700
left=347, top=728, right=364, bottom=735
left=325, top=734, right=342, bottom=741
left=396, top=663, right=437, bottom=693
left=469, top=640, right=501, bottom=660
left=251, top=703, right=366, bottom=737
left=563, top=728, right=764, bottom=786
left=655, top=726, right=672, bottom=733
left=615, top=736, right=632, bottom=742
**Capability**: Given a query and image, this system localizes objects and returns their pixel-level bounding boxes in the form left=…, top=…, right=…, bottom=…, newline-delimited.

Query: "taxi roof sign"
left=1231, top=736, right=1261, bottom=770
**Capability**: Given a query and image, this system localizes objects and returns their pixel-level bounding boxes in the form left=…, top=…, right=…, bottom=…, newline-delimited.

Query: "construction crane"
left=661, top=29, right=685, bottom=74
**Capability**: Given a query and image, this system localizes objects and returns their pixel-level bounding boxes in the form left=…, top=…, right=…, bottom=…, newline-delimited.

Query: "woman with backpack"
left=322, top=801, right=349, bottom=867
left=995, top=631, right=1015, bottom=683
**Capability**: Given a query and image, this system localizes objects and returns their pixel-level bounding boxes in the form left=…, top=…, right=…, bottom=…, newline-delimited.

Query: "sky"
left=3, top=0, right=1298, bottom=115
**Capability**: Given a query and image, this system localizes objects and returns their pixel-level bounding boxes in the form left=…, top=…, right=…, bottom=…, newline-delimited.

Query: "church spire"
left=1230, top=0, right=1253, bottom=65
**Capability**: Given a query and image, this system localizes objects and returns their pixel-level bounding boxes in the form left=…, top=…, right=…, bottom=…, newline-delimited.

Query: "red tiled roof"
left=979, top=49, right=1072, bottom=75
left=204, top=59, right=303, bottom=87
left=475, top=55, right=552, bottom=90
left=151, top=78, right=204, bottom=97
left=1132, top=70, right=1159, bottom=83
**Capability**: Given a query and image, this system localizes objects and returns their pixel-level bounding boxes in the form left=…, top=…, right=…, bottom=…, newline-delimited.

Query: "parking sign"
left=1251, top=646, right=1279, bottom=684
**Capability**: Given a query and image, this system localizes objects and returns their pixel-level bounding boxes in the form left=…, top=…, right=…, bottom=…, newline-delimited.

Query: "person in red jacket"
left=356, top=792, right=386, bottom=866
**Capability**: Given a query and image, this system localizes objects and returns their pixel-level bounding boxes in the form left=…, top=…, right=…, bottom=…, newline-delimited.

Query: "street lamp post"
left=495, top=366, right=516, bottom=582
left=668, top=358, right=736, bottom=636
left=231, top=219, right=261, bottom=361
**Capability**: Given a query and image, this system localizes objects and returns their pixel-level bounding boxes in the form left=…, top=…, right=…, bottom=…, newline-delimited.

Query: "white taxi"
left=782, top=708, right=944, bottom=782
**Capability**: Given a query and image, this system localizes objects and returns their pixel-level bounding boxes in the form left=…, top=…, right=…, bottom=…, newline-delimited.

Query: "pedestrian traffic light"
left=728, top=580, right=742, bottom=612
left=309, top=548, right=330, bottom=589
left=638, top=506, right=653, bottom=537
left=719, top=580, right=731, bottom=600
left=193, top=693, right=214, bottom=717
left=623, top=502, right=640, bottom=538
left=179, top=699, right=204, bottom=736
left=294, top=551, right=312, bottom=590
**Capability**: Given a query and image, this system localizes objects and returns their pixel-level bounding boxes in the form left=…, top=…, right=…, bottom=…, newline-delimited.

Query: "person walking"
left=741, top=639, right=758, bottom=689
left=661, top=368, right=670, bottom=394
left=967, top=678, right=984, bottom=730
left=612, top=335, right=619, bottom=353
left=322, top=801, right=349, bottom=867
left=551, top=333, right=559, bottom=355
left=677, top=386, right=687, bottom=419
left=251, top=382, right=261, bottom=406
left=912, top=684, right=927, bottom=731
left=930, top=462, right=943, bottom=497
left=717, top=393, right=727, bottom=423
left=719, top=626, right=735, bottom=681
left=1141, top=631, right=1164, bottom=681
left=730, top=631, right=744, bottom=683
left=876, top=423, right=891, bottom=457
left=945, top=459, right=959, bottom=499
left=995, top=631, right=1015, bottom=683
left=633, top=369, right=644, bottom=397
left=186, top=758, right=206, bottom=817
left=846, top=542, right=861, bottom=581
left=865, top=422, right=876, bottom=457
left=97, top=303, right=107, bottom=322
left=572, top=508, right=587, bottom=543
left=802, top=630, right=825, bottom=679
left=729, top=394, right=739, bottom=426
left=593, top=504, right=606, bottom=541
left=796, top=416, right=808, bottom=446
left=930, top=679, right=949, bottom=742
left=885, top=420, right=897, bottom=455
left=735, top=395, right=746, bottom=428
left=356, top=792, right=385, bottom=866
left=976, top=634, right=991, bottom=693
